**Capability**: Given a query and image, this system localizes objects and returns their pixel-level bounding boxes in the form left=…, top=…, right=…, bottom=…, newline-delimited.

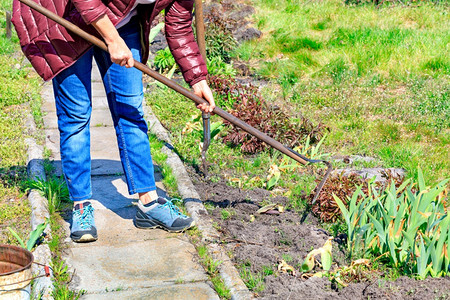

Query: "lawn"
left=234, top=0, right=449, bottom=184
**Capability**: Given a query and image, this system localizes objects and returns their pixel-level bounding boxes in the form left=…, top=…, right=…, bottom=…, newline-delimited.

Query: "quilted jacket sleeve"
left=165, top=0, right=208, bottom=86
left=71, top=0, right=108, bottom=24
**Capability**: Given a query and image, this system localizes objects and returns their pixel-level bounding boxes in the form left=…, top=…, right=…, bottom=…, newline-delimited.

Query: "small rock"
left=234, top=27, right=261, bottom=43
left=228, top=5, right=256, bottom=21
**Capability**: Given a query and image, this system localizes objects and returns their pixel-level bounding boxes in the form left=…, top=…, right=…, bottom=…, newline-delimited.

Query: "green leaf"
left=7, top=227, right=26, bottom=249
left=417, top=167, right=426, bottom=192
left=333, top=194, right=349, bottom=225
left=388, top=238, right=398, bottom=266
left=301, top=252, right=316, bottom=273
left=416, top=236, right=430, bottom=279
left=321, top=238, right=332, bottom=271
left=27, top=219, right=49, bottom=251
left=149, top=23, right=164, bottom=44
left=266, top=174, right=280, bottom=190
left=367, top=212, right=386, bottom=246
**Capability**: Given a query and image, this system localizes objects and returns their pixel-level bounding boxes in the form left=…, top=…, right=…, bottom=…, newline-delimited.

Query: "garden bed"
left=190, top=170, right=450, bottom=299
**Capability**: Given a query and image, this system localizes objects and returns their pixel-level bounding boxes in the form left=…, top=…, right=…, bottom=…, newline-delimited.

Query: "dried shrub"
left=208, top=75, right=326, bottom=154
left=310, top=172, right=368, bottom=223
left=309, top=169, right=406, bottom=223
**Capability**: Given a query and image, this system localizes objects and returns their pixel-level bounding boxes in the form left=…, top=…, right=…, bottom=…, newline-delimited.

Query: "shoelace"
left=73, top=205, right=94, bottom=230
left=160, top=199, right=186, bottom=218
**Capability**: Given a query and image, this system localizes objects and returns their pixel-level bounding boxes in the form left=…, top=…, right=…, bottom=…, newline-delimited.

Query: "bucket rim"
left=0, top=244, right=34, bottom=276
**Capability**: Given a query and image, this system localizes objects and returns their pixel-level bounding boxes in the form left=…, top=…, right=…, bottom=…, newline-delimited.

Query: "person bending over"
left=13, top=0, right=215, bottom=242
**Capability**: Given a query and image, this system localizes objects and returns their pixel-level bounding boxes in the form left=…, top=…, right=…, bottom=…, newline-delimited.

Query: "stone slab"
left=61, top=175, right=165, bottom=211
left=41, top=100, right=56, bottom=113
left=43, top=109, right=114, bottom=129
left=92, top=62, right=102, bottom=82
left=61, top=206, right=176, bottom=247
left=81, top=282, right=219, bottom=300
left=45, top=127, right=120, bottom=161
left=66, top=239, right=208, bottom=293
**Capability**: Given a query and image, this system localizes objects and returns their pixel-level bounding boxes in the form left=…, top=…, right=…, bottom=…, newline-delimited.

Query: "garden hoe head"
left=18, top=0, right=333, bottom=221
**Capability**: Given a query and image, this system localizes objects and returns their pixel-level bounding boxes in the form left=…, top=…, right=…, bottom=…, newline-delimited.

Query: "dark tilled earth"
left=190, top=170, right=450, bottom=299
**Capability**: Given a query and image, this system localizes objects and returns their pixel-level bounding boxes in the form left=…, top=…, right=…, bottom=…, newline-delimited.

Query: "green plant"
left=197, top=245, right=231, bottom=299
left=149, top=23, right=164, bottom=44
left=334, top=168, right=450, bottom=279
left=300, top=237, right=333, bottom=272
left=203, top=6, right=237, bottom=63
left=153, top=47, right=176, bottom=71
left=239, top=265, right=265, bottom=293
left=51, top=257, right=85, bottom=299
left=7, top=219, right=48, bottom=251
left=26, top=176, right=70, bottom=213
left=207, top=56, right=236, bottom=77
left=221, top=209, right=232, bottom=220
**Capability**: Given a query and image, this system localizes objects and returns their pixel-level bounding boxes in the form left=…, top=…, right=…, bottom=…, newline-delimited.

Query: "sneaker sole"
left=135, top=218, right=195, bottom=233
left=71, top=234, right=98, bottom=243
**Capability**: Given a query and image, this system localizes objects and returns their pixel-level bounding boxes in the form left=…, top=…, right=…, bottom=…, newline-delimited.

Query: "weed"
left=220, top=209, right=232, bottom=220
left=207, top=56, right=236, bottom=77
left=195, top=245, right=231, bottom=299
left=148, top=133, right=180, bottom=198
left=7, top=219, right=48, bottom=251
left=261, top=265, right=274, bottom=276
left=282, top=253, right=293, bottom=262
left=239, top=265, right=265, bottom=294
left=203, top=5, right=237, bottom=63
left=25, top=176, right=70, bottom=214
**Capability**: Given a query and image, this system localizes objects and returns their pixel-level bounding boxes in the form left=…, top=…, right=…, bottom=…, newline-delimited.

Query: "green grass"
left=239, top=263, right=265, bottom=294
left=232, top=0, right=449, bottom=184
left=193, top=241, right=231, bottom=299
left=148, top=133, right=180, bottom=198
left=0, top=0, right=42, bottom=246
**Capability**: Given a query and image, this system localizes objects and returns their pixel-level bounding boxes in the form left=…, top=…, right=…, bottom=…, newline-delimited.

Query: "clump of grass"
left=48, top=216, right=85, bottom=299
left=196, top=244, right=231, bottom=299
left=25, top=176, right=70, bottom=214
left=148, top=133, right=180, bottom=198
left=239, top=263, right=265, bottom=294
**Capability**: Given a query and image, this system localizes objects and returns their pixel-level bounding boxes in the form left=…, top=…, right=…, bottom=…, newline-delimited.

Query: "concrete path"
left=41, top=63, right=218, bottom=299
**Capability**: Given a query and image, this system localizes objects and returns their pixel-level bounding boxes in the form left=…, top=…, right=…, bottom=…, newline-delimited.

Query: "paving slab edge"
left=25, top=105, right=54, bottom=300
left=144, top=105, right=254, bottom=300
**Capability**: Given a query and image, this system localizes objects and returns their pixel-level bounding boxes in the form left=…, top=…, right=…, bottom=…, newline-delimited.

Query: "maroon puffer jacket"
left=12, top=0, right=207, bottom=86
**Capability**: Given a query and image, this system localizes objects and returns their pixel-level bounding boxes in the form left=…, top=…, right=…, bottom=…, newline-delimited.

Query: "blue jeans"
left=52, top=18, right=156, bottom=201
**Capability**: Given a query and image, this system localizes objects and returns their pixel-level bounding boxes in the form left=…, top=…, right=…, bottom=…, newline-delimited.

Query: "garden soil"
left=190, top=170, right=450, bottom=299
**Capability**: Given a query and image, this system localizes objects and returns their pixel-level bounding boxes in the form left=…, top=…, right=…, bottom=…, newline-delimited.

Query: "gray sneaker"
left=135, top=198, right=195, bottom=232
left=70, top=201, right=97, bottom=242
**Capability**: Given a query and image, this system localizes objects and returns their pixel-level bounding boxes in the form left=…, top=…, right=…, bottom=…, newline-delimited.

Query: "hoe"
left=17, top=0, right=333, bottom=218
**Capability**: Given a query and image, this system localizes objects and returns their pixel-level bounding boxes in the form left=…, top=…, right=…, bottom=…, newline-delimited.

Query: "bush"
left=208, top=75, right=326, bottom=153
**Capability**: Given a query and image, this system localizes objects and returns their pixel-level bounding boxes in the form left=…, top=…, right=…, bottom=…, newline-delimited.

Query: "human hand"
left=91, top=14, right=134, bottom=68
left=107, top=37, right=134, bottom=68
left=192, top=80, right=215, bottom=113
